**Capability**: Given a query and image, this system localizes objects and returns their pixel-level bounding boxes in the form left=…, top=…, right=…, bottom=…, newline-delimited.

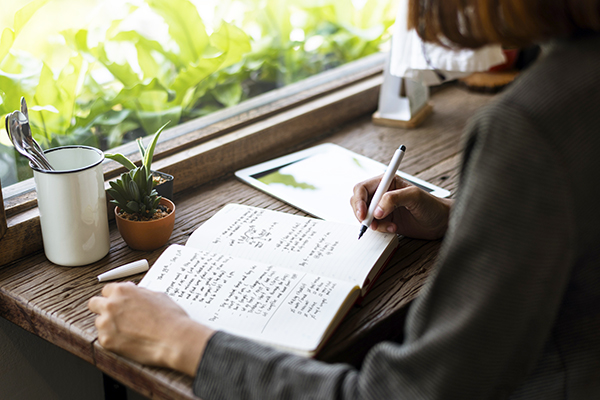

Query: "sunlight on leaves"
left=0, top=0, right=396, bottom=188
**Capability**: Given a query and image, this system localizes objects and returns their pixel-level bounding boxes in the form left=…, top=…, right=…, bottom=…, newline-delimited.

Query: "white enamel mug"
left=32, top=146, right=110, bottom=266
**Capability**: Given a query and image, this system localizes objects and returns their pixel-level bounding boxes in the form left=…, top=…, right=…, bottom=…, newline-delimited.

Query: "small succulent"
left=105, top=122, right=170, bottom=219
left=107, top=166, right=161, bottom=218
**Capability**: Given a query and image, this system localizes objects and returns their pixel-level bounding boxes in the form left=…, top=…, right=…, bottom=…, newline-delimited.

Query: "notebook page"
left=186, top=204, right=397, bottom=285
left=140, top=245, right=358, bottom=353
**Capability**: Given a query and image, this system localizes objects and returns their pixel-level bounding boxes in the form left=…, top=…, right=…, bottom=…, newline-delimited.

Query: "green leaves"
left=105, top=153, right=137, bottom=171
left=107, top=166, right=161, bottom=218
left=146, top=0, right=209, bottom=65
left=0, top=0, right=50, bottom=64
left=61, top=0, right=251, bottom=139
left=105, top=121, right=169, bottom=175
left=32, top=55, right=83, bottom=143
left=1, top=0, right=396, bottom=189
left=0, top=30, right=15, bottom=66
left=213, top=82, right=243, bottom=108
left=142, top=121, right=170, bottom=177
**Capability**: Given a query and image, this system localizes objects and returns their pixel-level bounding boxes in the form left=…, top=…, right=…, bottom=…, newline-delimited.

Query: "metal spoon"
left=16, top=111, right=53, bottom=170
left=10, top=112, right=53, bottom=170
left=8, top=112, right=46, bottom=170
left=20, top=97, right=45, bottom=156
left=20, top=97, right=28, bottom=119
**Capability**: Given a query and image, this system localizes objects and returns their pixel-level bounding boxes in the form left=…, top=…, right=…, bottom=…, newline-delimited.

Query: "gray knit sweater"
left=194, top=33, right=600, bottom=399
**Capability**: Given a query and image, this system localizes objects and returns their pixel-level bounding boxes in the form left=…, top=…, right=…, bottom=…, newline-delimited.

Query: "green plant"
left=105, top=121, right=169, bottom=175
left=107, top=166, right=160, bottom=219
left=1, top=0, right=397, bottom=189
left=105, top=122, right=169, bottom=219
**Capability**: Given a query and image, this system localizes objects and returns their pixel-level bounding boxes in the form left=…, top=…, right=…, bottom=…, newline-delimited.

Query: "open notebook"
left=139, top=204, right=399, bottom=356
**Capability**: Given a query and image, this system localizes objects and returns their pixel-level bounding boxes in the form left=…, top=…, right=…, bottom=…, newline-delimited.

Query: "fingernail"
left=387, top=225, right=395, bottom=233
left=374, top=207, right=383, bottom=218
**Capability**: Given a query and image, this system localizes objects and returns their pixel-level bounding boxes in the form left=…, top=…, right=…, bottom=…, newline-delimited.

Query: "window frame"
left=0, top=53, right=385, bottom=266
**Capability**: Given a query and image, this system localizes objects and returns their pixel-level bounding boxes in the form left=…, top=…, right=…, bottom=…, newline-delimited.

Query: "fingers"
left=95, top=314, right=118, bottom=348
left=351, top=179, right=426, bottom=235
left=352, top=175, right=413, bottom=221
left=87, top=296, right=106, bottom=314
left=375, top=184, right=422, bottom=219
left=89, top=282, right=136, bottom=314
left=370, top=218, right=397, bottom=234
left=351, top=175, right=384, bottom=221
left=101, top=281, right=135, bottom=297
left=353, top=195, right=367, bottom=222
left=100, top=282, right=118, bottom=297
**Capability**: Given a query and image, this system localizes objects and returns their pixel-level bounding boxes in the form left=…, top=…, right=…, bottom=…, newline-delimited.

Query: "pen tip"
left=400, top=145, right=406, bottom=151
left=358, top=225, right=367, bottom=240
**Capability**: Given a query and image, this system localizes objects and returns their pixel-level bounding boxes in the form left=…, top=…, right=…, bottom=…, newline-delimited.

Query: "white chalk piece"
left=97, top=259, right=149, bottom=282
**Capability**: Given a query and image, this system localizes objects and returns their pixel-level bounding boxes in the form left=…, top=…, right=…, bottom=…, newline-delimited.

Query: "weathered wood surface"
left=0, top=84, right=495, bottom=399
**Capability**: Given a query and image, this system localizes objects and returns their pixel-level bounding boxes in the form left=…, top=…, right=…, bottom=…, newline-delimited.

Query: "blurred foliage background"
left=0, top=0, right=397, bottom=188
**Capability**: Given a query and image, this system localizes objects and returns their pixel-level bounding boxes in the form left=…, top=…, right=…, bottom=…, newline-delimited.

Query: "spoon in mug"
left=15, top=111, right=53, bottom=170
left=7, top=113, right=48, bottom=170
left=20, top=96, right=28, bottom=119
left=20, top=97, right=46, bottom=156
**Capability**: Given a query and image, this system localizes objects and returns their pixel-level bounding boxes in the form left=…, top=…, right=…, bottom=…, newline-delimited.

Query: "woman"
left=89, top=0, right=600, bottom=398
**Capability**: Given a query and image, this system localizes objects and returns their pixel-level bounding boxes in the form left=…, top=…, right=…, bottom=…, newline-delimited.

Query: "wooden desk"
left=0, top=85, right=494, bottom=399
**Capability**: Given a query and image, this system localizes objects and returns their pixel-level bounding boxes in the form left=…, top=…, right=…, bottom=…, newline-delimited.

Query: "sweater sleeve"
left=193, top=103, right=576, bottom=400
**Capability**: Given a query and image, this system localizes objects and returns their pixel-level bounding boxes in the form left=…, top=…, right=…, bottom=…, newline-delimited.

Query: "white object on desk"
left=374, top=48, right=431, bottom=128
left=97, top=259, right=149, bottom=282
left=374, top=0, right=505, bottom=127
left=33, top=146, right=110, bottom=267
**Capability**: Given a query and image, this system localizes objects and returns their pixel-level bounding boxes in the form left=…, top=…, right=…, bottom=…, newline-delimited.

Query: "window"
left=1, top=0, right=397, bottom=189
left=0, top=0, right=395, bottom=265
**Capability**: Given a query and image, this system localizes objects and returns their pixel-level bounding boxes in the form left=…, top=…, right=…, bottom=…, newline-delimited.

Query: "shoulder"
left=462, top=33, right=600, bottom=175
left=483, top=34, right=600, bottom=135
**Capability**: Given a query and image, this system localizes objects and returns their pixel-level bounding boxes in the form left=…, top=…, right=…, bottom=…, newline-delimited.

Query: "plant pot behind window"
left=152, top=170, right=174, bottom=201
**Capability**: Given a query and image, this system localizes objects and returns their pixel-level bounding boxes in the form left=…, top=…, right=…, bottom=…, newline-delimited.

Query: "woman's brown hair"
left=408, top=0, right=600, bottom=48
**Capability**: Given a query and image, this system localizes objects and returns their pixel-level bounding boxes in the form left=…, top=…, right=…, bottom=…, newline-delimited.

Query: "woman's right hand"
left=351, top=175, right=453, bottom=240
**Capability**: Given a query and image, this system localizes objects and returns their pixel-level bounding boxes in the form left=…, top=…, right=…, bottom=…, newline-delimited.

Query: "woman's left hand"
left=88, top=282, right=214, bottom=376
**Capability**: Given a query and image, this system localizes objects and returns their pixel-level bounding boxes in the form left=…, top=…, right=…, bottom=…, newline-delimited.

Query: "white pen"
left=358, top=145, right=406, bottom=240
left=97, top=259, right=149, bottom=282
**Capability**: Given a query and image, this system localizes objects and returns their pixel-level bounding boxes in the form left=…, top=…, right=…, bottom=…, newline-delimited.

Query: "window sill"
left=0, top=57, right=384, bottom=266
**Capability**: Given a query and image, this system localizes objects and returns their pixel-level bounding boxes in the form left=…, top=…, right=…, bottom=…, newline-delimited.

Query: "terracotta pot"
left=115, top=198, right=176, bottom=251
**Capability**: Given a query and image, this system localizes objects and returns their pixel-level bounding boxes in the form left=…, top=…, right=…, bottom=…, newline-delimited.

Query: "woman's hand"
left=88, top=282, right=215, bottom=376
left=351, top=175, right=453, bottom=240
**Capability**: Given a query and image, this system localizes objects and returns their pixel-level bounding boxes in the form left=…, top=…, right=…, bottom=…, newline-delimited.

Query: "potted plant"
left=105, top=122, right=174, bottom=200
left=106, top=123, right=176, bottom=251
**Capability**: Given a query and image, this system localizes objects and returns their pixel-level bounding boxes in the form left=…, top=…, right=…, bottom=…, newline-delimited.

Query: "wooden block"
left=372, top=103, right=433, bottom=129
left=458, top=70, right=519, bottom=93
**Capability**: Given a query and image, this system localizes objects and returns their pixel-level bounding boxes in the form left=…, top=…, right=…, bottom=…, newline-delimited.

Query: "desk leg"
left=103, top=373, right=128, bottom=400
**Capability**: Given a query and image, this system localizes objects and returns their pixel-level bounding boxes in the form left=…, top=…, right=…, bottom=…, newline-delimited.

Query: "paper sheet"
left=140, top=244, right=357, bottom=352
left=186, top=204, right=397, bottom=285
